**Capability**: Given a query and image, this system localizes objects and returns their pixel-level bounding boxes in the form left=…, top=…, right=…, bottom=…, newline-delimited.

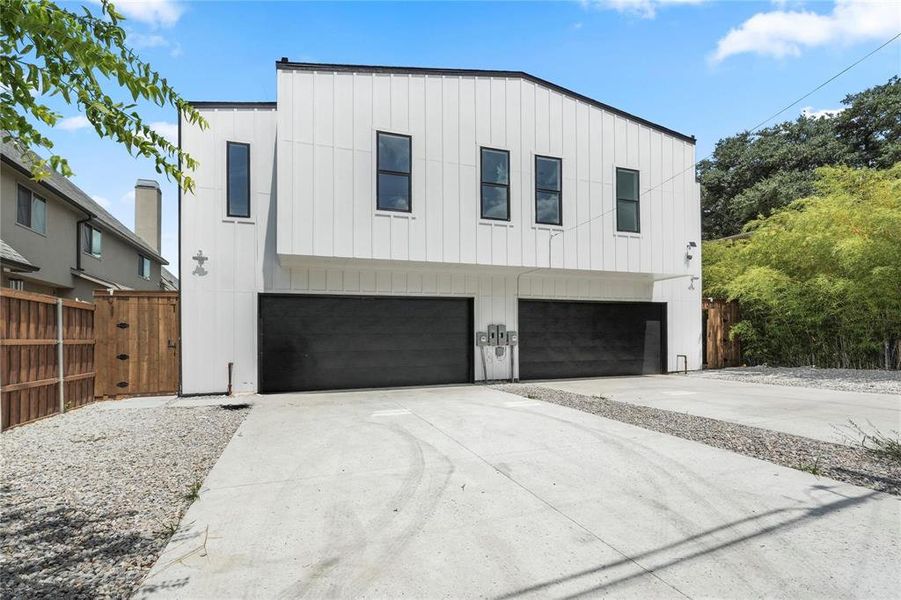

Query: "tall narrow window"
left=616, top=168, right=640, bottom=233
left=16, top=185, right=47, bottom=234
left=83, top=224, right=102, bottom=257
left=227, top=141, right=250, bottom=218
left=139, top=256, right=151, bottom=279
left=376, top=132, right=411, bottom=212
left=480, top=148, right=510, bottom=220
left=535, top=156, right=562, bottom=226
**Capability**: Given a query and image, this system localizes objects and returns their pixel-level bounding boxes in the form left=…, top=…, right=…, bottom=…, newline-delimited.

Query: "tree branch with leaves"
left=0, top=0, right=206, bottom=191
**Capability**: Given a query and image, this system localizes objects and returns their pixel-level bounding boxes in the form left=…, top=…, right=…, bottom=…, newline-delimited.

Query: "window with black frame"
left=83, top=224, right=102, bottom=257
left=16, top=185, right=46, bottom=234
left=480, top=148, right=510, bottom=220
left=227, top=141, right=250, bottom=218
left=535, top=156, right=562, bottom=226
left=616, top=167, right=640, bottom=233
left=377, top=132, right=412, bottom=212
left=139, top=256, right=151, bottom=279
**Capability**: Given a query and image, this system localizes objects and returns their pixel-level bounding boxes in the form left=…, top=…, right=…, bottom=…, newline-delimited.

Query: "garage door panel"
left=259, top=295, right=473, bottom=392
left=519, top=300, right=665, bottom=380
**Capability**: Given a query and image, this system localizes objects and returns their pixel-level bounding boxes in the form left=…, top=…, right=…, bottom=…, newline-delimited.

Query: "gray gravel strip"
left=0, top=402, right=248, bottom=600
left=494, top=383, right=900, bottom=496
left=690, top=366, right=901, bottom=395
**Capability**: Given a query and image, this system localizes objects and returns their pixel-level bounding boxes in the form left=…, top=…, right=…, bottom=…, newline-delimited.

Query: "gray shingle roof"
left=161, top=266, right=179, bottom=290
left=0, top=238, right=38, bottom=271
left=1, top=139, right=167, bottom=265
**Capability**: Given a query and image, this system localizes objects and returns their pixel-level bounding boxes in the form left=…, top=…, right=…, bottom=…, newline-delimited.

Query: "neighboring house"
left=180, top=61, right=702, bottom=395
left=161, top=266, right=179, bottom=291
left=1, top=141, right=171, bottom=299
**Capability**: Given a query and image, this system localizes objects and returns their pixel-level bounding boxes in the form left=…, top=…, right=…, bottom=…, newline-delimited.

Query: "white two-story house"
left=180, top=61, right=701, bottom=395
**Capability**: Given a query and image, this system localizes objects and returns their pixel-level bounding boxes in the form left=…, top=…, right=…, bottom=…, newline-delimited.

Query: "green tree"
left=835, top=76, right=901, bottom=169
left=703, top=164, right=901, bottom=369
left=0, top=0, right=205, bottom=189
left=698, top=77, right=900, bottom=239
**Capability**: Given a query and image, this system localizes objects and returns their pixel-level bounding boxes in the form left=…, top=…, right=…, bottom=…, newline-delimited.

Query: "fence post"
left=57, top=298, right=65, bottom=414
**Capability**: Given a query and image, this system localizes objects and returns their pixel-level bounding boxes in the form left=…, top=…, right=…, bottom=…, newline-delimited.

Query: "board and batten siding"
left=276, top=69, right=700, bottom=275
left=180, top=69, right=701, bottom=394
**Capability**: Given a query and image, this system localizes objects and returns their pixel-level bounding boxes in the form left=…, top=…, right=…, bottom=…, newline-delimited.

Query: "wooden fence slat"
left=1, top=289, right=94, bottom=430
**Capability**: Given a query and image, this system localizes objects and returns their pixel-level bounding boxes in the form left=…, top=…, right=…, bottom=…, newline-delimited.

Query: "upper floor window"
left=9, top=279, right=24, bottom=291
left=616, top=168, right=640, bottom=233
left=227, top=141, right=250, bottom=218
left=83, top=224, right=102, bottom=257
left=139, top=255, right=151, bottom=280
left=376, top=132, right=411, bottom=212
left=535, top=156, right=562, bottom=226
left=17, top=184, right=46, bottom=234
left=480, top=148, right=510, bottom=221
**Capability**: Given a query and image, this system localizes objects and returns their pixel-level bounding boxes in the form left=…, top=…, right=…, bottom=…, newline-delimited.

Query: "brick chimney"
left=134, top=179, right=161, bottom=252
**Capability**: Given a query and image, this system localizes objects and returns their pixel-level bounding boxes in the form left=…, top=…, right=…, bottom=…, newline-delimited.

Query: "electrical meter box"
left=497, top=324, right=507, bottom=345
left=507, top=331, right=519, bottom=346
left=476, top=331, right=489, bottom=346
left=488, top=325, right=498, bottom=346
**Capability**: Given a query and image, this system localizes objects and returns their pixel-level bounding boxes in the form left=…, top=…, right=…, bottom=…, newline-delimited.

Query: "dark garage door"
left=258, top=295, right=473, bottom=393
left=518, top=300, right=666, bottom=380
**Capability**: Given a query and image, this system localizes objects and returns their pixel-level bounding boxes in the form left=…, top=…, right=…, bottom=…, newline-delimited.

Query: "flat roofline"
left=274, top=60, right=696, bottom=144
left=186, top=101, right=277, bottom=109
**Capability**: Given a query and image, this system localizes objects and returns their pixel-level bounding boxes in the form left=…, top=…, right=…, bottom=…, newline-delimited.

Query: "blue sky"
left=42, top=0, right=901, bottom=275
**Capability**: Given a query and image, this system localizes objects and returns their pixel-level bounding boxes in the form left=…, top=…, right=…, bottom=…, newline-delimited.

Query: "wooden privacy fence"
left=93, top=291, right=179, bottom=399
left=0, top=289, right=95, bottom=430
left=703, top=298, right=741, bottom=369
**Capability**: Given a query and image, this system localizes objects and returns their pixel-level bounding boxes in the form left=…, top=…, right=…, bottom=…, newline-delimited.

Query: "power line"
left=552, top=30, right=901, bottom=242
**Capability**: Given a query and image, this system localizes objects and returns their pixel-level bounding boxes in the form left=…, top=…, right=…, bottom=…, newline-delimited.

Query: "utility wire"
left=551, top=30, right=901, bottom=242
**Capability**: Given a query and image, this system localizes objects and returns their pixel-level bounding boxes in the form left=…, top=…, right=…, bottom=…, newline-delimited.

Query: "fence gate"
left=1, top=289, right=95, bottom=430
left=94, top=291, right=179, bottom=398
left=703, top=298, right=741, bottom=369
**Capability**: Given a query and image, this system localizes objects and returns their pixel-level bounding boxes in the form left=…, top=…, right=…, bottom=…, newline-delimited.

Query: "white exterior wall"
left=180, top=68, right=702, bottom=395
left=275, top=69, right=699, bottom=275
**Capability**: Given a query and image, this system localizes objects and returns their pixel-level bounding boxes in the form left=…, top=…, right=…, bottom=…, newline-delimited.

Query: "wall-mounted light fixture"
left=689, top=275, right=700, bottom=290
left=685, top=241, right=697, bottom=262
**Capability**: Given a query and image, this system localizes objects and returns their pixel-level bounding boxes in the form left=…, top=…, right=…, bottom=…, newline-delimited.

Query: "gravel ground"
left=494, top=383, right=901, bottom=496
left=0, top=402, right=248, bottom=600
left=690, top=366, right=901, bottom=395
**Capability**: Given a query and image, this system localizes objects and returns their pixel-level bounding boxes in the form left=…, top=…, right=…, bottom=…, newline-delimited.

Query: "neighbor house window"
left=83, top=224, right=102, bottom=257
left=376, top=132, right=411, bottom=212
left=9, top=279, right=24, bottom=291
left=535, top=156, right=562, bottom=226
left=16, top=185, right=46, bottom=234
left=227, top=141, right=250, bottom=218
left=139, top=256, right=151, bottom=279
left=480, top=148, right=510, bottom=220
left=616, top=168, right=640, bottom=233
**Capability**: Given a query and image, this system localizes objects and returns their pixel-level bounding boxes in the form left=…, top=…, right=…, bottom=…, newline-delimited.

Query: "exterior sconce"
left=685, top=241, right=697, bottom=262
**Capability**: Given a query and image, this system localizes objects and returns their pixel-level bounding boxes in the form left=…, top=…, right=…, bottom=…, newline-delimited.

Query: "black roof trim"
left=188, top=101, right=277, bottom=109
left=275, top=61, right=696, bottom=144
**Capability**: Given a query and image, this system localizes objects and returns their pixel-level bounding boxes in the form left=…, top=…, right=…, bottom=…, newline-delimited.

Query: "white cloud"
left=582, top=0, right=706, bottom=19
left=711, top=0, right=901, bottom=63
left=128, top=32, right=169, bottom=49
left=105, top=0, right=184, bottom=28
left=127, top=31, right=182, bottom=57
left=149, top=121, right=178, bottom=144
left=91, top=195, right=111, bottom=209
left=801, top=106, right=845, bottom=119
left=58, top=115, right=91, bottom=131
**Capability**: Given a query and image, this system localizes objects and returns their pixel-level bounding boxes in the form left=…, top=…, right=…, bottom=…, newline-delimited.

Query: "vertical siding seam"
left=440, top=76, right=446, bottom=264
left=457, top=76, right=462, bottom=266
left=311, top=73, right=317, bottom=257
left=370, top=73, right=375, bottom=259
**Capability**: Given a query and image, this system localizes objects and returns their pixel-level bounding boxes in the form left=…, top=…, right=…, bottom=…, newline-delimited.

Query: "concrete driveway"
left=538, top=375, right=901, bottom=444
left=137, top=385, right=900, bottom=599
